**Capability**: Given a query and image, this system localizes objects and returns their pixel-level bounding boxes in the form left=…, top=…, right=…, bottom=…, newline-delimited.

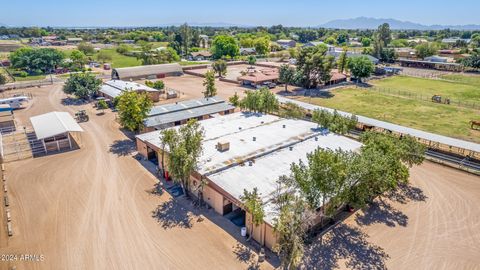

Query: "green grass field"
left=370, top=75, right=480, bottom=103
left=297, top=76, right=480, bottom=143
left=94, top=49, right=141, bottom=68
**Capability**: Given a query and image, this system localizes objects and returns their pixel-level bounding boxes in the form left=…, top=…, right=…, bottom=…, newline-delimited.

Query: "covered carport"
left=30, top=111, right=84, bottom=154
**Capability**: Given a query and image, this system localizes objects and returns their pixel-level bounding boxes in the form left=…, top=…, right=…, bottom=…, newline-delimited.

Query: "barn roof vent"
left=216, top=141, right=230, bottom=152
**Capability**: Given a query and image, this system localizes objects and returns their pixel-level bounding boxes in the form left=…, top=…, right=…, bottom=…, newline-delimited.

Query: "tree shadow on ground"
left=303, top=89, right=335, bottom=99
left=354, top=200, right=408, bottom=227
left=61, top=97, right=88, bottom=106
left=354, top=184, right=427, bottom=228
left=109, top=139, right=136, bottom=156
left=151, top=199, right=194, bottom=229
left=387, top=183, right=428, bottom=204
left=232, top=243, right=260, bottom=270
left=304, top=223, right=389, bottom=270
left=146, top=182, right=164, bottom=197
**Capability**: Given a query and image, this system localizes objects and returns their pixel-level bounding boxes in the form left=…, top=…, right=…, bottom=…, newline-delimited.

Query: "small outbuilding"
left=30, top=112, right=84, bottom=153
left=111, top=63, right=183, bottom=81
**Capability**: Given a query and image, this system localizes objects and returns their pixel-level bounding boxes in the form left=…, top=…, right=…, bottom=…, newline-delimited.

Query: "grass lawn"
left=296, top=87, right=480, bottom=143
left=94, top=49, right=141, bottom=68
left=13, top=74, right=46, bottom=81
left=179, top=61, right=208, bottom=66
left=370, top=75, right=480, bottom=103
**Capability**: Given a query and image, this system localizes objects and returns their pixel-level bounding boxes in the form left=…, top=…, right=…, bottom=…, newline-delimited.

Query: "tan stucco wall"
left=246, top=213, right=277, bottom=249
left=136, top=138, right=148, bottom=158
left=203, top=185, right=224, bottom=215
left=264, top=223, right=277, bottom=250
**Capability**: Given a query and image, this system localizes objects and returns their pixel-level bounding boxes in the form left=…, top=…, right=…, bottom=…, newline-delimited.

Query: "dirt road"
left=0, top=84, right=271, bottom=270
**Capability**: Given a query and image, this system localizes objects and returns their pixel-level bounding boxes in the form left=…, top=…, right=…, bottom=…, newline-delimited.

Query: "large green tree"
left=211, top=35, right=239, bottom=59
left=289, top=148, right=356, bottom=225
left=347, top=132, right=425, bottom=208
left=202, top=70, right=217, bottom=97
left=415, top=43, right=438, bottom=59
left=163, top=119, right=204, bottom=197
left=347, top=56, right=374, bottom=83
left=253, top=36, right=270, bottom=55
left=294, top=45, right=335, bottom=89
left=337, top=48, right=349, bottom=73
left=373, top=23, right=392, bottom=61
left=239, top=87, right=279, bottom=114
left=116, top=91, right=153, bottom=132
left=63, top=72, right=101, bottom=99
left=272, top=179, right=307, bottom=270
left=212, top=60, right=227, bottom=77
left=240, top=188, right=265, bottom=241
left=311, top=109, right=358, bottom=134
left=77, top=42, right=95, bottom=55
left=10, top=47, right=64, bottom=74
left=69, top=50, right=87, bottom=70
left=278, top=64, right=296, bottom=92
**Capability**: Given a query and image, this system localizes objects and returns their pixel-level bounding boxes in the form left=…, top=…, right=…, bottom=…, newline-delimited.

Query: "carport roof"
left=30, top=111, right=84, bottom=140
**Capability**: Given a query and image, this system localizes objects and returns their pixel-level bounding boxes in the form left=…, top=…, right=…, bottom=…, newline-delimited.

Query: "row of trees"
left=311, top=109, right=358, bottom=134
left=277, top=45, right=374, bottom=90
left=238, top=87, right=279, bottom=114
left=241, top=131, right=425, bottom=269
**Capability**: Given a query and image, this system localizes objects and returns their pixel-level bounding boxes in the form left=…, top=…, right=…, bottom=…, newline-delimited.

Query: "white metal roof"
left=137, top=111, right=363, bottom=225
left=30, top=111, right=84, bottom=140
left=276, top=96, right=480, bottom=153
left=104, top=80, right=158, bottom=92
left=99, top=84, right=122, bottom=98
left=208, top=133, right=362, bottom=225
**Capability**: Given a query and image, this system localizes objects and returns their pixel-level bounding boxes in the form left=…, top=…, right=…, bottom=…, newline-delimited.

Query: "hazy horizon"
left=2, top=0, right=480, bottom=27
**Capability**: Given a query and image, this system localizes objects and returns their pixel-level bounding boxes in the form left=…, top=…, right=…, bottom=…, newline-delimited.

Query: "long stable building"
left=143, top=96, right=235, bottom=132
left=136, top=112, right=362, bottom=248
left=99, top=80, right=161, bottom=102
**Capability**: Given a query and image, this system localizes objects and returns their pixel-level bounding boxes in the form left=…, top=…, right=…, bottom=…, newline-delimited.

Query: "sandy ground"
left=305, top=161, right=480, bottom=270
left=0, top=83, right=273, bottom=270
left=1, top=78, right=480, bottom=270
left=142, top=74, right=249, bottom=104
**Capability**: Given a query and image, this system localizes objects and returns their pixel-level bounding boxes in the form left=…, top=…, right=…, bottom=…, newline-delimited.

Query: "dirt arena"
left=0, top=83, right=273, bottom=270
left=0, top=80, right=479, bottom=270
left=305, top=162, right=480, bottom=269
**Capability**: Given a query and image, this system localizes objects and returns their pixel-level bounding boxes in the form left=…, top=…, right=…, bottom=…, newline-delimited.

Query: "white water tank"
left=241, top=227, right=247, bottom=237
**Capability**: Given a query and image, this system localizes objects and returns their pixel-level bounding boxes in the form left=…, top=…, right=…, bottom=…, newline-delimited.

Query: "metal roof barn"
left=111, top=63, right=183, bottom=80
left=144, top=96, right=235, bottom=129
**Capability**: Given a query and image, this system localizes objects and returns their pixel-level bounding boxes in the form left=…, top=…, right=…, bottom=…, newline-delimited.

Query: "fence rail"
left=0, top=80, right=53, bottom=91
left=369, top=87, right=480, bottom=110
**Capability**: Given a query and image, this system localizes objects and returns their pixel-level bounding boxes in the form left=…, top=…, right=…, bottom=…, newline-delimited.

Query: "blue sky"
left=3, top=0, right=480, bottom=27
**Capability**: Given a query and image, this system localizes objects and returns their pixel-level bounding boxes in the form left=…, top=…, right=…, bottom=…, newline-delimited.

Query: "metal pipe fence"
left=370, top=87, right=480, bottom=110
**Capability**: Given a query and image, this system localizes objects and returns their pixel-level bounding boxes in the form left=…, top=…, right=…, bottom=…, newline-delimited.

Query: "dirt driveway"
left=0, top=83, right=273, bottom=270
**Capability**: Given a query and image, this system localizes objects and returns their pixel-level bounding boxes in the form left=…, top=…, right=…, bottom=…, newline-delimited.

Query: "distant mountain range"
left=319, top=17, right=480, bottom=30
left=152, top=22, right=253, bottom=28
left=0, top=23, right=8, bottom=27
